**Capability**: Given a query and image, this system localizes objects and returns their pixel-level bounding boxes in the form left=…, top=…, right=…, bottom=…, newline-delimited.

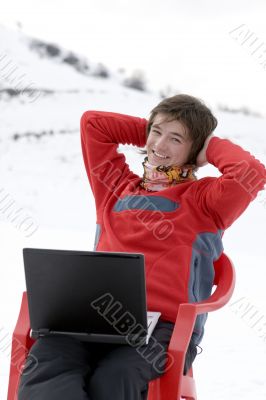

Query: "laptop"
left=23, top=248, right=161, bottom=345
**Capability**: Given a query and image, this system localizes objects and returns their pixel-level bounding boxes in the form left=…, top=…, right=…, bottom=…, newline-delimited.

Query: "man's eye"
left=173, top=138, right=181, bottom=143
left=152, top=130, right=161, bottom=134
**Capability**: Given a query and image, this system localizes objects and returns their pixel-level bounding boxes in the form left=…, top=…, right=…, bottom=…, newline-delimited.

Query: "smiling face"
left=146, top=113, right=193, bottom=167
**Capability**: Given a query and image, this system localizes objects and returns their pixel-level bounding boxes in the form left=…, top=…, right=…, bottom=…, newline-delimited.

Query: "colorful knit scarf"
left=140, top=156, right=197, bottom=191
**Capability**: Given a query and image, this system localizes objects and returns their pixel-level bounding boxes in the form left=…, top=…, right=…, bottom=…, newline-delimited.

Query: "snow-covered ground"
left=1, top=24, right=266, bottom=399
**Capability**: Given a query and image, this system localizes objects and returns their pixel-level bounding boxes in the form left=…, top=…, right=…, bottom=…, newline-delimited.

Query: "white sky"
left=1, top=0, right=266, bottom=114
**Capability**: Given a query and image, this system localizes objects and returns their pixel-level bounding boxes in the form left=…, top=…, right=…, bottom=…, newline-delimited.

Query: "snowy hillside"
left=1, top=24, right=266, bottom=399
left=0, top=23, right=137, bottom=92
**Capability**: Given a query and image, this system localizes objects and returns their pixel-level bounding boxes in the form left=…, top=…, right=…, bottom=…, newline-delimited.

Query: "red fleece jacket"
left=80, top=110, right=266, bottom=344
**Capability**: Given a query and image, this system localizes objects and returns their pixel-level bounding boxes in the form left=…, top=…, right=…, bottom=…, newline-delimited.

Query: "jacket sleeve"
left=193, top=136, right=266, bottom=230
left=80, top=110, right=147, bottom=217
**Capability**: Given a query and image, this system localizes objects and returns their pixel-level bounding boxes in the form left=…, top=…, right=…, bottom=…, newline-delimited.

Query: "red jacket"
left=80, top=110, right=266, bottom=345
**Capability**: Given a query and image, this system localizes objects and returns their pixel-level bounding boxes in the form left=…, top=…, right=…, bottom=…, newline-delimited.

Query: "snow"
left=1, top=24, right=266, bottom=399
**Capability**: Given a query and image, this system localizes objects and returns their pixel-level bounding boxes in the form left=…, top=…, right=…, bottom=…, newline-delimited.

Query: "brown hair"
left=142, top=94, right=218, bottom=165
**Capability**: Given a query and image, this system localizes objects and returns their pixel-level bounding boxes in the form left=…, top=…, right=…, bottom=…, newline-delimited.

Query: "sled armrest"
left=13, top=292, right=31, bottom=345
left=7, top=292, right=34, bottom=400
left=158, top=253, right=235, bottom=399
left=169, top=252, right=235, bottom=353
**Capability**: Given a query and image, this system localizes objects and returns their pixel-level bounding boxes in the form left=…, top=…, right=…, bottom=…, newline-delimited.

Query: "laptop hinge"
left=30, top=328, right=50, bottom=339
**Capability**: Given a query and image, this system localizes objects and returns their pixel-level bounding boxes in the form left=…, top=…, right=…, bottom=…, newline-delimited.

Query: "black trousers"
left=18, top=321, right=198, bottom=400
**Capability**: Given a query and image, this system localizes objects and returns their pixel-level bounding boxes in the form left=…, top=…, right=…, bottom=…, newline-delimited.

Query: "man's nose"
left=155, top=135, right=167, bottom=150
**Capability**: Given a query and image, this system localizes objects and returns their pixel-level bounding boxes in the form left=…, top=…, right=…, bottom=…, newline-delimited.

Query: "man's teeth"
left=153, top=151, right=168, bottom=159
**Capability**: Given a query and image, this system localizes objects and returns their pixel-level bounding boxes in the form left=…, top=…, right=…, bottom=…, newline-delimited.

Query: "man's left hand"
left=196, top=134, right=214, bottom=167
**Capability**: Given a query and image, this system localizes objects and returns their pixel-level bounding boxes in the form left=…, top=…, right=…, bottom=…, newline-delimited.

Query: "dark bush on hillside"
left=123, top=70, right=147, bottom=91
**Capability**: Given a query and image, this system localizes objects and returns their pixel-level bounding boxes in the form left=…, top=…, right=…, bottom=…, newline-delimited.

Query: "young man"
left=18, top=94, right=266, bottom=400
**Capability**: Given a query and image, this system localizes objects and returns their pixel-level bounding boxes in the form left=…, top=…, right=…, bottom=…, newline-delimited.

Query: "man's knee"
left=89, top=363, right=139, bottom=393
left=18, top=336, right=92, bottom=400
